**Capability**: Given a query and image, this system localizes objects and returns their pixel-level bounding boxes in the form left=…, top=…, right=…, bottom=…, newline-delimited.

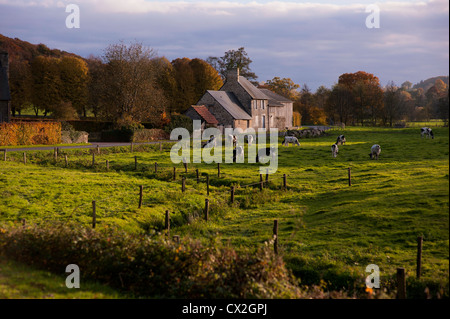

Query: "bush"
left=0, top=222, right=302, bottom=298
left=0, top=122, right=61, bottom=146
left=164, top=114, right=193, bottom=134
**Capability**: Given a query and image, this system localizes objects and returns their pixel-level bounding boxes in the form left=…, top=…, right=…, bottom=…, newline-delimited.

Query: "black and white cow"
left=421, top=127, right=434, bottom=139
left=203, top=136, right=216, bottom=148
left=331, top=143, right=338, bottom=158
left=336, top=135, right=346, bottom=145
left=232, top=145, right=244, bottom=162
left=283, top=136, right=300, bottom=146
left=369, top=144, right=381, bottom=160
left=255, top=147, right=277, bottom=163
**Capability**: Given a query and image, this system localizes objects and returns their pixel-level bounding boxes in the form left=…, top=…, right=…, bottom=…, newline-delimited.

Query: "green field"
left=0, top=126, right=448, bottom=298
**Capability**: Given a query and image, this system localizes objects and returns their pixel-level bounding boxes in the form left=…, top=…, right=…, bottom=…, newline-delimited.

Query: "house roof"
left=238, top=76, right=269, bottom=100
left=0, top=67, right=10, bottom=101
left=190, top=105, right=219, bottom=124
left=258, top=89, right=292, bottom=106
left=207, top=90, right=252, bottom=120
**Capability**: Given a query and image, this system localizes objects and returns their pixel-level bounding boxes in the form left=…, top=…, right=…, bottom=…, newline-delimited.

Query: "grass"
left=0, top=257, right=124, bottom=299
left=0, top=126, right=448, bottom=297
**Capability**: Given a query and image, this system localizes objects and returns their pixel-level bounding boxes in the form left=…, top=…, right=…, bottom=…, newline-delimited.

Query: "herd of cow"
left=201, top=127, right=435, bottom=163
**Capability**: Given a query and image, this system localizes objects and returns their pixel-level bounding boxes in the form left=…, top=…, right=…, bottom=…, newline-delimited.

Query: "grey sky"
left=0, top=0, right=448, bottom=90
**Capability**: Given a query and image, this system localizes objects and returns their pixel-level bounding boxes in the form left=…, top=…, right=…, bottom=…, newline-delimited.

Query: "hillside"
left=0, top=33, right=83, bottom=64
left=413, top=76, right=449, bottom=91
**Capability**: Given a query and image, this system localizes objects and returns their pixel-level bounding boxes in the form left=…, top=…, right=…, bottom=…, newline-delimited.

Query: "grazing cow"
left=203, top=136, right=216, bottom=148
left=227, top=134, right=237, bottom=147
left=256, top=147, right=277, bottom=163
left=247, top=135, right=254, bottom=146
left=232, top=145, right=244, bottom=162
left=336, top=135, right=346, bottom=145
left=331, top=143, right=339, bottom=158
left=421, top=127, right=434, bottom=139
left=283, top=136, right=300, bottom=146
left=369, top=144, right=381, bottom=160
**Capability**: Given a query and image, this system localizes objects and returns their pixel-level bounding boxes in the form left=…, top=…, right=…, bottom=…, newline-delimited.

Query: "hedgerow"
left=0, top=222, right=303, bottom=298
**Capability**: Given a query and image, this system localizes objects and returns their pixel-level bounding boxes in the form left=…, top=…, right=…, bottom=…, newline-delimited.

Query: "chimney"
left=0, top=52, right=8, bottom=77
left=226, top=68, right=240, bottom=83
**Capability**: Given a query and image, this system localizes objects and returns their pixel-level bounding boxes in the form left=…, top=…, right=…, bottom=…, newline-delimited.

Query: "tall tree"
left=207, top=47, right=258, bottom=83
left=338, top=71, right=383, bottom=125
left=9, top=59, right=33, bottom=116
left=265, top=77, right=300, bottom=100
left=58, top=56, right=89, bottom=117
left=96, top=41, right=167, bottom=127
left=30, top=56, right=62, bottom=116
left=325, top=83, right=353, bottom=125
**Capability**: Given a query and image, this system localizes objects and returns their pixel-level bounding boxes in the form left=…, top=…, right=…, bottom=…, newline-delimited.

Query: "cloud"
left=0, top=0, right=448, bottom=89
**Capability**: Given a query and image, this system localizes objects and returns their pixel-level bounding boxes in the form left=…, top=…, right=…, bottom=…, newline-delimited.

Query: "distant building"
left=0, top=52, right=11, bottom=123
left=185, top=68, right=293, bottom=132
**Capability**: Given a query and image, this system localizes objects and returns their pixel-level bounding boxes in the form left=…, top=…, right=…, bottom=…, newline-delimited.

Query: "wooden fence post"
left=173, top=167, right=176, bottom=181
left=273, top=219, right=278, bottom=255
left=134, top=156, right=138, bottom=170
left=217, top=163, right=220, bottom=178
left=92, top=153, right=95, bottom=166
left=196, top=169, right=199, bottom=183
left=154, top=162, right=158, bottom=173
left=206, top=174, right=210, bottom=196
left=97, top=145, right=100, bottom=154
left=54, top=148, right=58, bottom=161
left=165, top=210, right=170, bottom=235
left=417, top=236, right=423, bottom=279
left=348, top=167, right=352, bottom=186
left=182, top=176, right=186, bottom=193
left=92, top=200, right=96, bottom=229
left=23, top=152, right=26, bottom=164
left=396, top=268, right=406, bottom=299
left=259, top=174, right=263, bottom=191
left=130, top=142, right=134, bottom=152
left=65, top=155, right=68, bottom=167
left=283, top=174, right=287, bottom=190
left=138, top=185, right=143, bottom=209
left=204, top=198, right=209, bottom=222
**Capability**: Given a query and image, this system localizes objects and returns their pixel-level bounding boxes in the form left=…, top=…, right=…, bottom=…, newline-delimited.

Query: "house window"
left=262, top=115, right=266, bottom=129
left=247, top=120, right=250, bottom=128
left=255, top=115, right=258, bottom=126
left=261, top=100, right=264, bottom=110
left=254, top=100, right=257, bottom=109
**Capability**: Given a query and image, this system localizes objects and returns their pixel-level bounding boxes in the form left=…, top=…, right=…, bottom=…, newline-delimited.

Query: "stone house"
left=0, top=52, right=11, bottom=123
left=185, top=68, right=293, bottom=132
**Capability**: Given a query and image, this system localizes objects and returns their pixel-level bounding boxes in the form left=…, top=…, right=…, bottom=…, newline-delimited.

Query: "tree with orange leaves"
left=338, top=71, right=384, bottom=125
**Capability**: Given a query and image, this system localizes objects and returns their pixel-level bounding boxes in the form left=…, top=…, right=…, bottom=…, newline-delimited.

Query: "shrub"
left=0, top=222, right=302, bottom=298
left=0, top=122, right=61, bottom=146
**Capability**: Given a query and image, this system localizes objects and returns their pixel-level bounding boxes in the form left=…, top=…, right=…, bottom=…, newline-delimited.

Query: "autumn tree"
left=265, top=77, right=300, bottom=100
left=94, top=41, right=167, bottom=127
left=325, top=83, right=353, bottom=125
left=58, top=56, right=89, bottom=117
left=167, top=57, right=222, bottom=114
left=30, top=56, right=62, bottom=116
left=9, top=59, right=33, bottom=116
left=338, top=71, right=383, bottom=125
left=207, top=47, right=258, bottom=83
